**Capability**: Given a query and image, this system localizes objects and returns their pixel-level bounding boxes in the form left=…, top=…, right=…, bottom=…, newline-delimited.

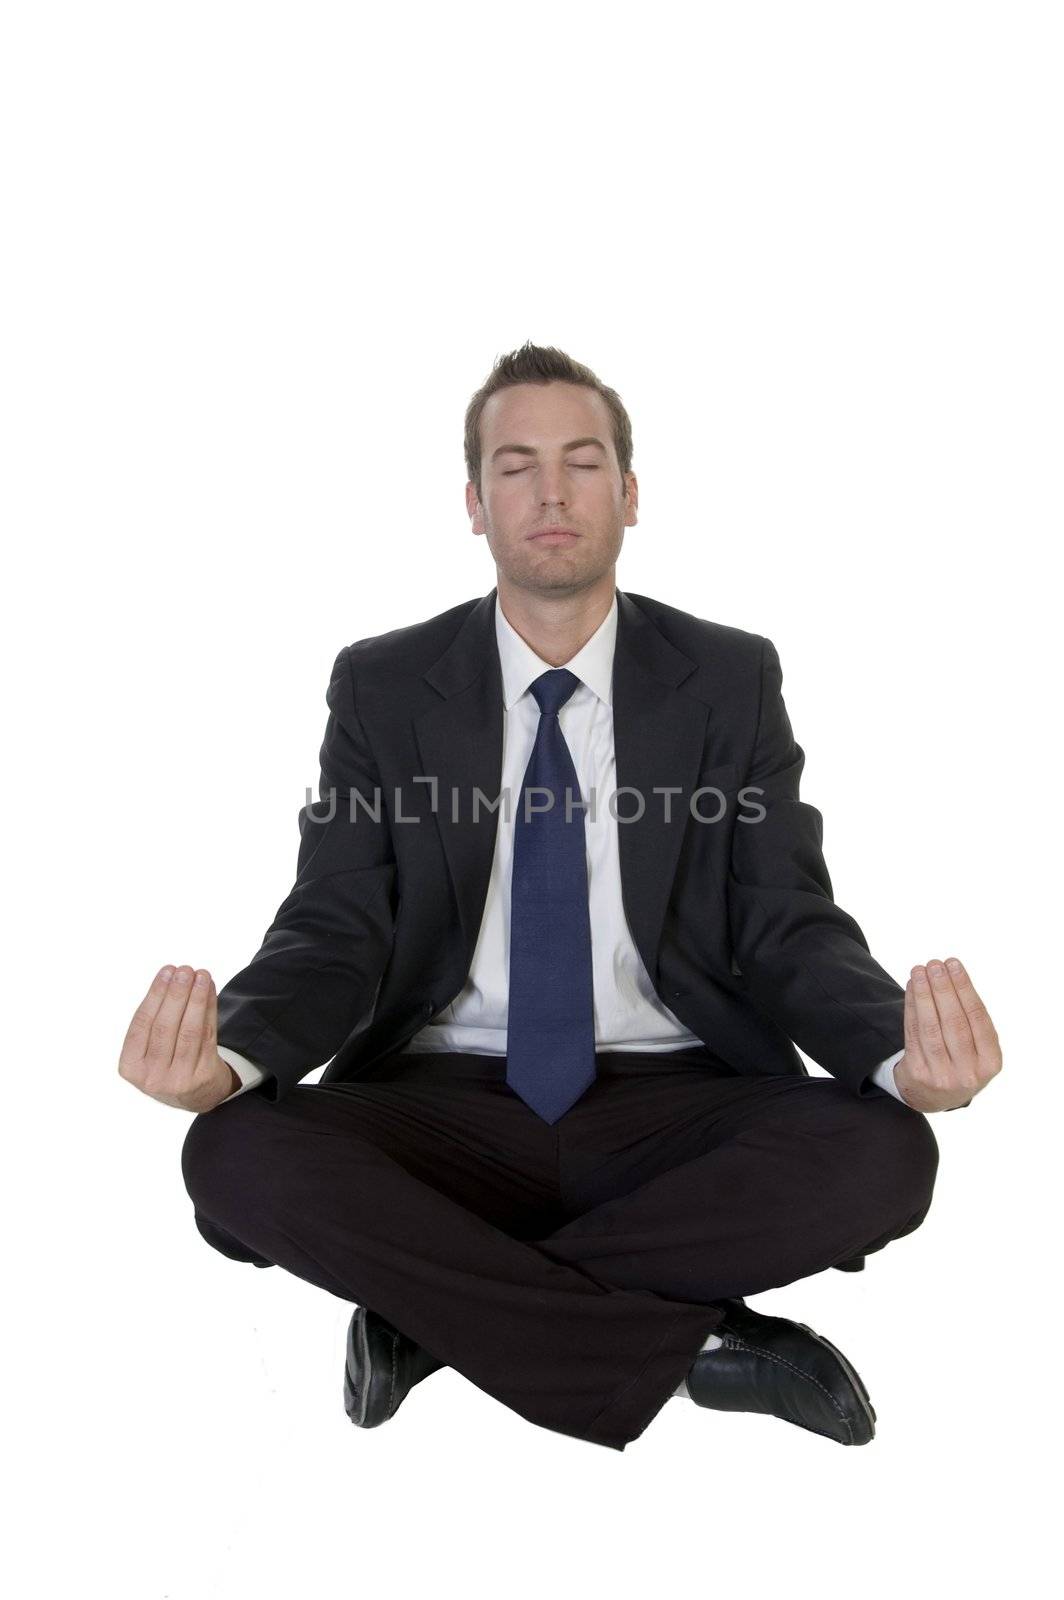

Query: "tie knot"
left=529, top=668, right=581, bottom=717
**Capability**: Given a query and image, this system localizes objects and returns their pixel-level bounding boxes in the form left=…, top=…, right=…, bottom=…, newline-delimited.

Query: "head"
left=464, top=341, right=638, bottom=601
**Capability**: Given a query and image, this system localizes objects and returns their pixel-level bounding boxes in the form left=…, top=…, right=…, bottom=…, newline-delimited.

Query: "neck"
left=495, top=573, right=616, bottom=666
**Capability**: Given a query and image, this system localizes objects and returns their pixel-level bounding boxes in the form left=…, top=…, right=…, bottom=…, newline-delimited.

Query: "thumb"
left=902, top=979, right=920, bottom=1064
left=197, top=974, right=220, bottom=1067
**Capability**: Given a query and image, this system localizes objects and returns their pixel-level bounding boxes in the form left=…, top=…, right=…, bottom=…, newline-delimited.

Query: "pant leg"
left=180, top=1052, right=724, bottom=1452
left=524, top=1052, right=939, bottom=1442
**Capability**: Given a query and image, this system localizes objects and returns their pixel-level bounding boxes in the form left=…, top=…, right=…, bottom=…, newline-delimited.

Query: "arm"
left=727, top=637, right=907, bottom=1101
left=215, top=646, right=397, bottom=1103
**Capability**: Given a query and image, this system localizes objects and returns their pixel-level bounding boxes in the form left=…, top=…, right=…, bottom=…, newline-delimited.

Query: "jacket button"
left=424, top=999, right=436, bottom=1014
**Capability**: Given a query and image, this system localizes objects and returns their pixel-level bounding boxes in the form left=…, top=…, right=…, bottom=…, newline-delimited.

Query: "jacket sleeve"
left=215, top=646, right=397, bottom=1102
left=726, top=636, right=910, bottom=1102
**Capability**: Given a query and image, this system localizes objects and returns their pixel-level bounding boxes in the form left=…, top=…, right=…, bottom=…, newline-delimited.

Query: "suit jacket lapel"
left=413, top=590, right=504, bottom=967
left=611, top=589, right=709, bottom=984
left=412, top=586, right=709, bottom=987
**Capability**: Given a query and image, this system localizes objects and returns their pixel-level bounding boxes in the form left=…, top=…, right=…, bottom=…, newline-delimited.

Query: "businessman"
left=120, top=341, right=1002, bottom=1451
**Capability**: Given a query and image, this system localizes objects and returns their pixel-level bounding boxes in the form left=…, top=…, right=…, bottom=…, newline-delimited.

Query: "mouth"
left=527, top=528, right=580, bottom=543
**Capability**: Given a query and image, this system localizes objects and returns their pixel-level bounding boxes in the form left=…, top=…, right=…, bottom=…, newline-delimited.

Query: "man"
left=119, top=341, right=1002, bottom=1452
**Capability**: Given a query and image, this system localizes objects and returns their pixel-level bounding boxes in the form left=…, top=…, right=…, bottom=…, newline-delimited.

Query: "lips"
left=528, top=528, right=579, bottom=540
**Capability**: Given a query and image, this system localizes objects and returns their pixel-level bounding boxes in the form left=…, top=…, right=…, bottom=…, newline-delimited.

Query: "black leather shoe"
left=343, top=1306, right=445, bottom=1427
left=685, top=1297, right=877, bottom=1445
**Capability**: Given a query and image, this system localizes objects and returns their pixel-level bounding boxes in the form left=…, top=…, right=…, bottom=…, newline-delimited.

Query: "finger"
left=943, top=957, right=1002, bottom=1067
left=170, top=969, right=212, bottom=1076
left=119, top=966, right=177, bottom=1068
left=925, top=959, right=976, bottom=1059
left=911, top=964, right=949, bottom=1087
left=146, top=964, right=198, bottom=1068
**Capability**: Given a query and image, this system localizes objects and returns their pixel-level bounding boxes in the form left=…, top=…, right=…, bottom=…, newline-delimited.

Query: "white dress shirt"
left=218, top=595, right=906, bottom=1104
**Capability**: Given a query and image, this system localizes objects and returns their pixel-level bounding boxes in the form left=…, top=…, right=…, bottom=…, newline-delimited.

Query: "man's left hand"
left=894, top=958, right=1002, bottom=1112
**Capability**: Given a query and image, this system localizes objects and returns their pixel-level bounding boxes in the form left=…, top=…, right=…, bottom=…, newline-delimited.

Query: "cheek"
left=493, top=488, right=532, bottom=531
left=486, top=482, right=521, bottom=518
left=588, top=474, right=622, bottom=505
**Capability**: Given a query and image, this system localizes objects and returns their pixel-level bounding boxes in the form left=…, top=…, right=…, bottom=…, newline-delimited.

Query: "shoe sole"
left=344, top=1309, right=397, bottom=1428
left=793, top=1321, right=877, bottom=1442
left=343, top=1362, right=369, bottom=1426
left=343, top=1317, right=370, bottom=1427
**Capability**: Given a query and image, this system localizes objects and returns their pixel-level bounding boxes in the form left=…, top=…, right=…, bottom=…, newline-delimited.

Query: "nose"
left=536, top=460, right=569, bottom=506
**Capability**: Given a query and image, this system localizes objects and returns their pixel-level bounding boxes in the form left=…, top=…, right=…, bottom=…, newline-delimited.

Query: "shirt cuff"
left=216, top=1045, right=267, bottom=1102
left=868, top=1047, right=907, bottom=1103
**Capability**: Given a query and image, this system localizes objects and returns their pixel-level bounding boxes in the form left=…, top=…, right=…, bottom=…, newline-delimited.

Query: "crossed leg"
left=536, top=1063, right=939, bottom=1304
left=181, top=1052, right=938, bottom=1449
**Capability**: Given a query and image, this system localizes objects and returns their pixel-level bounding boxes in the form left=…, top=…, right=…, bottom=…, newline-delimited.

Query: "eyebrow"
left=490, top=436, right=608, bottom=463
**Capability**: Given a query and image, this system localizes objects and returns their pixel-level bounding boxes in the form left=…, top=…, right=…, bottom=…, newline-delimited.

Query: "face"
left=466, top=381, right=638, bottom=598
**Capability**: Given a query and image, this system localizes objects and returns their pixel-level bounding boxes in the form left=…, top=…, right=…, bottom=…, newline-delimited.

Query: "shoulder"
left=622, top=590, right=769, bottom=670
left=333, top=594, right=484, bottom=677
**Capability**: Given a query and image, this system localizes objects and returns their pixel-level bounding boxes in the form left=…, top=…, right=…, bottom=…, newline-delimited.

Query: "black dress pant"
left=180, top=1044, right=939, bottom=1451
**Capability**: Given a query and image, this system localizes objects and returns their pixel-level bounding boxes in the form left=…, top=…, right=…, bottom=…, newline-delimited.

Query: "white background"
left=3, top=3, right=1059, bottom=1596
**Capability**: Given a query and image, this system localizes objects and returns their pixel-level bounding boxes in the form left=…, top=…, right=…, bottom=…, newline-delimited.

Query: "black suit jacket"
left=216, top=587, right=909, bottom=1106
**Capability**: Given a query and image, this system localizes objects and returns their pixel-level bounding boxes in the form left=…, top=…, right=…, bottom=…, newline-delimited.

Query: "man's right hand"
left=119, top=966, right=239, bottom=1113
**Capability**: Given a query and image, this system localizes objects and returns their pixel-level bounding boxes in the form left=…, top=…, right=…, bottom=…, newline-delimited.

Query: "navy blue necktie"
left=506, top=668, right=597, bottom=1124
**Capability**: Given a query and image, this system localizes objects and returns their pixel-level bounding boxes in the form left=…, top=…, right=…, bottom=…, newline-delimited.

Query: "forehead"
left=480, top=382, right=612, bottom=451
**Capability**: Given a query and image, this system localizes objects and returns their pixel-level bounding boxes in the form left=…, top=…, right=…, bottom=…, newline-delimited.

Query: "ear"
left=624, top=470, right=639, bottom=526
left=466, top=480, right=484, bottom=533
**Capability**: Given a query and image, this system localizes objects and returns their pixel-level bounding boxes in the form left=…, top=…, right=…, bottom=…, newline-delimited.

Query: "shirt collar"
left=495, top=590, right=617, bottom=710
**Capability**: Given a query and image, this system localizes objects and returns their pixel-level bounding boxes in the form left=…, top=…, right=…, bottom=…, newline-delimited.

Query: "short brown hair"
left=464, top=340, right=633, bottom=503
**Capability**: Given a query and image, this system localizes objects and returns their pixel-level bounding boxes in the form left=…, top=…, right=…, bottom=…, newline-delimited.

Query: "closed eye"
left=501, top=465, right=599, bottom=475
